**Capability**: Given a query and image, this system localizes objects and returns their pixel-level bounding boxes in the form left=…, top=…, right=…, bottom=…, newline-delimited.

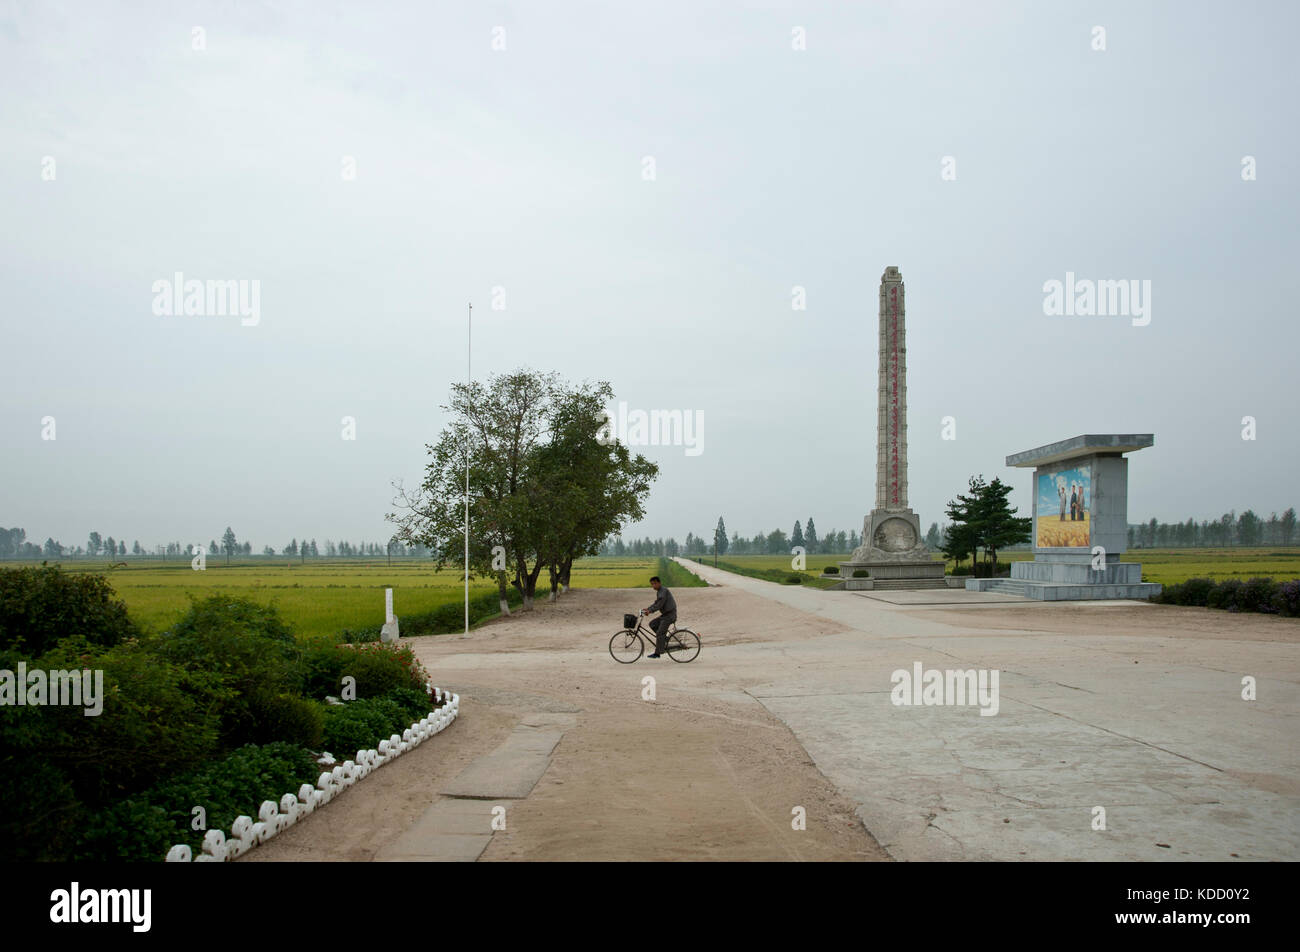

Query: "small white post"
left=380, top=587, right=400, bottom=642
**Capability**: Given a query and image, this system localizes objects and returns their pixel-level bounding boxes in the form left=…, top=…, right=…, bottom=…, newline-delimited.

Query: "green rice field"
left=693, top=548, right=1300, bottom=586
left=0, top=557, right=669, bottom=640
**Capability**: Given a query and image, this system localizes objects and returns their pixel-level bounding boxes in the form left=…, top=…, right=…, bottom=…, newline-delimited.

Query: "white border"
left=164, top=686, right=460, bottom=862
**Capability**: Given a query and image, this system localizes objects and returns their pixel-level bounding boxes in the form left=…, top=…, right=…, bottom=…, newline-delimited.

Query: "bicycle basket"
left=623, top=613, right=637, bottom=629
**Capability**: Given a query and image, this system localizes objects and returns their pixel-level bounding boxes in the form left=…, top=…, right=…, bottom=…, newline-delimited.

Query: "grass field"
left=691, top=548, right=1300, bottom=586
left=0, top=557, right=668, bottom=640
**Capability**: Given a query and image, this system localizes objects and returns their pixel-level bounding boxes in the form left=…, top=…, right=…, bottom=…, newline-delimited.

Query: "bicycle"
left=609, top=611, right=701, bottom=664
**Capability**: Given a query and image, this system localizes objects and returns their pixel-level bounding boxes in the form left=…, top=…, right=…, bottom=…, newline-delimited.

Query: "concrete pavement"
left=676, top=558, right=1300, bottom=861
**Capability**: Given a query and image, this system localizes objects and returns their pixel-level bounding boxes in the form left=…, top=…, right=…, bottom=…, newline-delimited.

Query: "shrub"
left=0, top=752, right=82, bottom=862
left=74, top=798, right=179, bottom=863
left=76, top=742, right=322, bottom=861
left=321, top=697, right=414, bottom=756
left=156, top=596, right=305, bottom=747
left=1238, top=577, right=1278, bottom=613
left=17, top=636, right=224, bottom=807
left=302, top=640, right=429, bottom=701
left=383, top=685, right=437, bottom=721
left=1206, top=579, right=1242, bottom=611
left=1163, top=577, right=1214, bottom=606
left=0, top=564, right=138, bottom=655
left=823, top=566, right=839, bottom=575
left=852, top=569, right=869, bottom=578
left=1273, top=580, right=1300, bottom=617
left=785, top=574, right=803, bottom=585
left=247, top=692, right=325, bottom=749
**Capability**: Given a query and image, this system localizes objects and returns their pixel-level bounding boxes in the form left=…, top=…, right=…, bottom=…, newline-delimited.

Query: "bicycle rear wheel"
left=609, top=629, right=643, bottom=664
left=664, top=628, right=700, bottom=663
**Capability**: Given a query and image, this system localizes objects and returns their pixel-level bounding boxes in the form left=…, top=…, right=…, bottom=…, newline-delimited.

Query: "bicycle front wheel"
left=609, top=629, right=643, bottom=664
left=665, top=629, right=700, bottom=663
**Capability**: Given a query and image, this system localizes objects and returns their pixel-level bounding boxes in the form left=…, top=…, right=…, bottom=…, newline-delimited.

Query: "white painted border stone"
left=165, top=684, right=460, bottom=861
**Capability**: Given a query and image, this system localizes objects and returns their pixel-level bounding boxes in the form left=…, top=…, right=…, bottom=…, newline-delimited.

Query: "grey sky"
left=2, top=1, right=1297, bottom=552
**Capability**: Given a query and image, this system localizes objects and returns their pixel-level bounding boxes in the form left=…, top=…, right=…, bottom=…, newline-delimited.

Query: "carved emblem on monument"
left=874, top=518, right=918, bottom=552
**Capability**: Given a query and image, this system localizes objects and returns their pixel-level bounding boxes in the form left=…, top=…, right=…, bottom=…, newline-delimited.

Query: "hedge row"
left=1157, top=577, right=1300, bottom=615
left=0, top=565, right=441, bottom=861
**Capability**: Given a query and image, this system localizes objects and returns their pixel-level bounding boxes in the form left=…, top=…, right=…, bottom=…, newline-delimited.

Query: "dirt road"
left=248, top=582, right=889, bottom=861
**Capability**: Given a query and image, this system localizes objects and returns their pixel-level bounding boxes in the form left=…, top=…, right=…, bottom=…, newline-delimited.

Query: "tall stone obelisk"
left=841, top=266, right=943, bottom=584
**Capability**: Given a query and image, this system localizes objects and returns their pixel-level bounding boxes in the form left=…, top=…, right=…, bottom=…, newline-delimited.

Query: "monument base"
left=965, top=559, right=1161, bottom=600
left=836, top=559, right=946, bottom=590
left=836, top=507, right=945, bottom=590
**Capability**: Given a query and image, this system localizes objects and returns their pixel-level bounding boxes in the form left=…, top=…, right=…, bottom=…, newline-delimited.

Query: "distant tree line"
left=0, top=525, right=429, bottom=561
left=598, top=516, right=862, bottom=558
left=1127, top=508, right=1296, bottom=548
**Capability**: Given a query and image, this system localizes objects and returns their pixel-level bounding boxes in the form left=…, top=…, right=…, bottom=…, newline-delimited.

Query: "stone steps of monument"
left=870, top=578, right=950, bottom=591
left=983, top=580, right=1028, bottom=596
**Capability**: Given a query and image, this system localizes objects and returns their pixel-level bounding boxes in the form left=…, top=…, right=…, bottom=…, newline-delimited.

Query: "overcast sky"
left=2, top=1, right=1297, bottom=552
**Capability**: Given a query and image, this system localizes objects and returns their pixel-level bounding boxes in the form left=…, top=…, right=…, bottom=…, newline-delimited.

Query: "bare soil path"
left=248, top=581, right=888, bottom=861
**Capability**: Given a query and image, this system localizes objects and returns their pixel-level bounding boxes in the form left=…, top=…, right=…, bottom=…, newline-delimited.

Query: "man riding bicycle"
left=640, top=575, right=677, bottom=659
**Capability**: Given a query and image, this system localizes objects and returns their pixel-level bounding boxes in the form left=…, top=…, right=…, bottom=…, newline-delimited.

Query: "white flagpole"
left=463, top=302, right=471, bottom=639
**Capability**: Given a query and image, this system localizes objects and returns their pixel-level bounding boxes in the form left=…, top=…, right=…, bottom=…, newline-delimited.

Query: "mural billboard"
left=1036, top=464, right=1091, bottom=548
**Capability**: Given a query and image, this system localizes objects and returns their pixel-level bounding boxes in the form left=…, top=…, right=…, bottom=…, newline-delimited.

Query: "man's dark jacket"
left=646, top=586, right=677, bottom=621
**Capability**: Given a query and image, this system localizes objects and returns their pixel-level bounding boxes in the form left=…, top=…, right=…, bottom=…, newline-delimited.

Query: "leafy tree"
left=714, top=518, right=728, bottom=557
left=87, top=532, right=102, bottom=557
left=221, top=527, right=237, bottom=565
left=943, top=476, right=984, bottom=568
left=1237, top=510, right=1261, bottom=547
left=804, top=518, right=818, bottom=552
left=534, top=379, right=656, bottom=597
left=791, top=521, right=805, bottom=550
left=1219, top=512, right=1234, bottom=546
left=925, top=522, right=940, bottom=549
left=391, top=369, right=655, bottom=612
left=767, top=529, right=788, bottom=554
left=0, top=564, right=139, bottom=654
left=0, top=528, right=26, bottom=559
left=971, top=477, right=1030, bottom=573
left=1281, top=507, right=1296, bottom=546
left=942, top=475, right=1028, bottom=573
